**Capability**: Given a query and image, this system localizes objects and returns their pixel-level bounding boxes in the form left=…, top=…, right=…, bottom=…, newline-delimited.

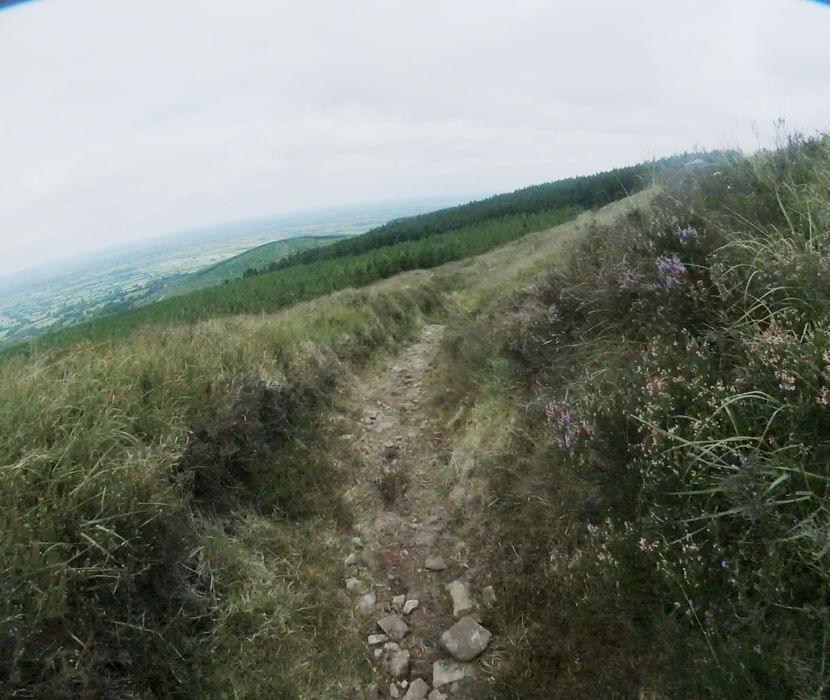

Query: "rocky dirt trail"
left=336, top=324, right=496, bottom=700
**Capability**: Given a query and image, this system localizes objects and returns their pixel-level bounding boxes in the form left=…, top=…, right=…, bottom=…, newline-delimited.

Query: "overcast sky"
left=1, top=0, right=829, bottom=276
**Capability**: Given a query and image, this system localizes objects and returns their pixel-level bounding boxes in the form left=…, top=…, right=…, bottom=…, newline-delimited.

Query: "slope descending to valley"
left=0, top=163, right=653, bottom=697
left=19, top=154, right=705, bottom=351
left=6, top=135, right=825, bottom=698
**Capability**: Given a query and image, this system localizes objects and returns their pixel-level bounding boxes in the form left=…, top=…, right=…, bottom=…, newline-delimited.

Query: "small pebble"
left=425, top=555, right=447, bottom=571
left=482, top=585, right=497, bottom=607
left=357, top=591, right=377, bottom=613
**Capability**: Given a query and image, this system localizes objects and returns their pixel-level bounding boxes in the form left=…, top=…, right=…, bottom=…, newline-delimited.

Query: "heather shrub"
left=466, top=135, right=830, bottom=696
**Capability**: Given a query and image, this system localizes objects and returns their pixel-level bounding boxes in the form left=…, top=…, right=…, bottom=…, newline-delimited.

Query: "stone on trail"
left=388, top=649, right=411, bottom=680
left=403, top=599, right=419, bottom=615
left=356, top=591, right=377, bottom=613
left=392, top=594, right=406, bottom=610
left=368, top=633, right=388, bottom=645
left=401, top=678, right=429, bottom=700
left=389, top=683, right=401, bottom=698
left=377, top=613, right=410, bottom=641
left=424, top=554, right=447, bottom=571
left=440, top=616, right=491, bottom=661
left=482, top=585, right=497, bottom=607
left=428, top=691, right=448, bottom=700
left=432, top=659, right=473, bottom=688
left=344, top=552, right=358, bottom=567
left=446, top=580, right=474, bottom=618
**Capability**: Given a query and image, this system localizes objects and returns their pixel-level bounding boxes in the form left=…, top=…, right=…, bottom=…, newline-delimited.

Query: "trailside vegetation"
left=0, top=278, right=442, bottom=697
left=435, top=134, right=830, bottom=697
left=0, top=144, right=737, bottom=696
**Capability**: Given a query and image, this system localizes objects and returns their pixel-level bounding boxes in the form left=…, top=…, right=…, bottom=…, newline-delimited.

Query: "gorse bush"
left=443, top=134, right=830, bottom=696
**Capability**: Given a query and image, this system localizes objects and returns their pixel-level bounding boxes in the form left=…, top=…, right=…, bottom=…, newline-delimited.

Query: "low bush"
left=440, top=134, right=830, bottom=696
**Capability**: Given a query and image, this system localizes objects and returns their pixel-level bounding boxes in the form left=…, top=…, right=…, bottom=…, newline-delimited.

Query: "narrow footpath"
left=336, top=324, right=496, bottom=700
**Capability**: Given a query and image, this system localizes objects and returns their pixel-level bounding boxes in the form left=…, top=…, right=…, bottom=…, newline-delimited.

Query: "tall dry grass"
left=1, top=276, right=440, bottom=696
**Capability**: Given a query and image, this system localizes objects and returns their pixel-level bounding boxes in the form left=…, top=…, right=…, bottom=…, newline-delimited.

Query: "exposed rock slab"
left=440, top=616, right=491, bottom=661
left=432, top=659, right=473, bottom=688
left=424, top=554, right=446, bottom=571
left=377, top=614, right=410, bottom=641
left=482, top=585, right=497, bottom=607
left=446, top=580, right=474, bottom=618
left=401, top=678, right=429, bottom=700
left=357, top=591, right=377, bottom=613
left=388, top=649, right=410, bottom=680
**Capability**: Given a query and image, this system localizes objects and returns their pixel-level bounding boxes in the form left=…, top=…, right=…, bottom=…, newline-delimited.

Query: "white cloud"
left=0, top=0, right=828, bottom=275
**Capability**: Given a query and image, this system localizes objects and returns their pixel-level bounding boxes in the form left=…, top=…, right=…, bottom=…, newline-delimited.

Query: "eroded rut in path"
left=337, top=324, right=495, bottom=700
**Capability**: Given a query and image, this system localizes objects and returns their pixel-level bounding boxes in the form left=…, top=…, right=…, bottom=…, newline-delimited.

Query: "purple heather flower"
left=677, top=225, right=700, bottom=242
left=656, top=255, right=688, bottom=288
left=544, top=398, right=587, bottom=448
left=779, top=376, right=796, bottom=392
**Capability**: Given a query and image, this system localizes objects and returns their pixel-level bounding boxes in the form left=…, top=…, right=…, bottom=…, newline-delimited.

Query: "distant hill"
left=152, top=234, right=347, bottom=300
left=0, top=198, right=452, bottom=347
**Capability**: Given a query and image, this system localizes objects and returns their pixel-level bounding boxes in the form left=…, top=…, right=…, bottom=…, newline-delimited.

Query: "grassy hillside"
left=6, top=138, right=822, bottom=697
left=21, top=154, right=711, bottom=351
left=266, top=152, right=709, bottom=272
left=430, top=134, right=830, bottom=697
left=153, top=234, right=347, bottom=299
left=0, top=275, right=444, bottom=697
left=0, top=157, right=662, bottom=696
